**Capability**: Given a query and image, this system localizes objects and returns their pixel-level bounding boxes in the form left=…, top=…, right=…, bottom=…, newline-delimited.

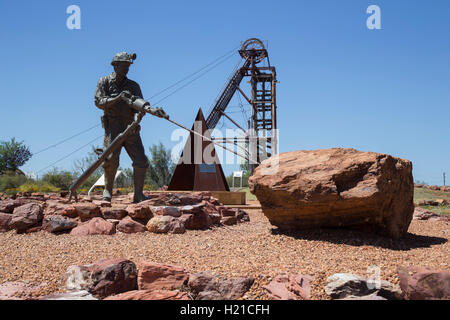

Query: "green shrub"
left=17, top=181, right=60, bottom=193
left=41, top=169, right=75, bottom=190
left=0, top=173, right=29, bottom=192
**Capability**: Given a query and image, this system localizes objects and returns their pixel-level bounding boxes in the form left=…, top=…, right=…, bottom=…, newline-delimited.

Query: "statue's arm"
left=94, top=78, right=120, bottom=110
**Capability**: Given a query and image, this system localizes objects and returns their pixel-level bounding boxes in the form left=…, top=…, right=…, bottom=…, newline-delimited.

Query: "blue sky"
left=0, top=0, right=449, bottom=185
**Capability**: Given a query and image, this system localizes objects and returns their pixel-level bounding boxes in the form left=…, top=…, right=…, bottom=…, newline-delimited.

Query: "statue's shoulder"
left=98, top=74, right=113, bottom=84
left=126, top=78, right=140, bottom=88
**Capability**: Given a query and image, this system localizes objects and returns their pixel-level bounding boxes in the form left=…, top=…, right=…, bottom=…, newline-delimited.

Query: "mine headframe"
left=205, top=38, right=278, bottom=174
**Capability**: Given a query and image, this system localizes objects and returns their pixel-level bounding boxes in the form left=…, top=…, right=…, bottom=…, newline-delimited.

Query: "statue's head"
left=111, top=52, right=136, bottom=77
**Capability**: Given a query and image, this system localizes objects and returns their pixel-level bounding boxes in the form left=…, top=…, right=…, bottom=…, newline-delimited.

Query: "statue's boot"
left=102, top=167, right=117, bottom=202
left=133, top=167, right=150, bottom=203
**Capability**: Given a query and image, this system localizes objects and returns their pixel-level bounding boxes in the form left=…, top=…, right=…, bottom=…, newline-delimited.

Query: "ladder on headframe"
left=205, top=38, right=278, bottom=174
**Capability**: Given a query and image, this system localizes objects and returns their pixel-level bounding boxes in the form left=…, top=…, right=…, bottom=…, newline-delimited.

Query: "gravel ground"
left=0, top=209, right=448, bottom=300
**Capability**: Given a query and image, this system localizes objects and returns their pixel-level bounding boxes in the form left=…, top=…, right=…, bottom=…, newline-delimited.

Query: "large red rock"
left=42, top=215, right=78, bottom=233
left=0, top=199, right=26, bottom=213
left=138, top=261, right=189, bottom=291
left=249, top=148, right=414, bottom=238
left=104, top=289, right=189, bottom=300
left=101, top=207, right=128, bottom=220
left=73, top=203, right=101, bottom=222
left=125, top=202, right=153, bottom=221
left=70, top=217, right=116, bottom=236
left=154, top=206, right=181, bottom=217
left=65, top=258, right=137, bottom=298
left=183, top=207, right=212, bottom=230
left=0, top=213, right=12, bottom=232
left=0, top=281, right=47, bottom=300
left=188, top=272, right=254, bottom=300
left=9, top=203, right=43, bottom=233
left=44, top=201, right=78, bottom=218
left=397, top=266, right=450, bottom=300
left=146, top=216, right=185, bottom=234
left=264, top=273, right=313, bottom=300
left=116, top=216, right=147, bottom=234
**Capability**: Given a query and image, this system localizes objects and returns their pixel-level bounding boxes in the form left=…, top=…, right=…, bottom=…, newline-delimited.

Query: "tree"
left=0, top=138, right=32, bottom=174
left=145, top=142, right=175, bottom=188
left=41, top=168, right=75, bottom=190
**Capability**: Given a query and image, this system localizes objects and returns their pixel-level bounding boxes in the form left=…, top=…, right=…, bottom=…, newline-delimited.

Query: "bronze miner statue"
left=94, top=52, right=168, bottom=203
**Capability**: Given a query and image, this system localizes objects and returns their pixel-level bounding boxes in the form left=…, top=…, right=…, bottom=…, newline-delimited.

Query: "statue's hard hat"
left=111, top=52, right=136, bottom=66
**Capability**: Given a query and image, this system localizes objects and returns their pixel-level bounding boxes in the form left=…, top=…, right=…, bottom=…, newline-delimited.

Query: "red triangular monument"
left=168, top=108, right=230, bottom=191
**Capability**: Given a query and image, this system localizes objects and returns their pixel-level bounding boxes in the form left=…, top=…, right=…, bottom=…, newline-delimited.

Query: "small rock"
left=101, top=208, right=128, bottom=220
left=221, top=216, right=237, bottom=226
left=398, top=266, right=450, bottom=300
left=138, top=261, right=189, bottom=290
left=104, top=289, right=189, bottom=300
left=325, top=273, right=402, bottom=300
left=154, top=206, right=181, bottom=218
left=92, top=200, right=111, bottom=208
left=70, top=217, right=115, bottom=236
left=325, top=273, right=372, bottom=299
left=180, top=204, right=204, bottom=215
left=125, top=202, right=153, bottom=221
left=0, top=281, right=47, bottom=300
left=209, top=213, right=221, bottom=225
left=237, top=209, right=250, bottom=222
left=264, top=273, right=313, bottom=300
left=220, top=207, right=237, bottom=217
left=44, top=201, right=78, bottom=218
left=40, top=290, right=97, bottom=300
left=184, top=209, right=212, bottom=230
left=65, top=258, right=138, bottom=298
left=338, top=293, right=387, bottom=300
left=42, top=215, right=78, bottom=233
left=188, top=272, right=254, bottom=300
left=116, top=216, right=147, bottom=234
left=146, top=216, right=185, bottom=234
left=73, top=203, right=101, bottom=222
left=0, top=212, right=12, bottom=232
left=0, top=199, right=26, bottom=213
left=9, top=203, right=43, bottom=233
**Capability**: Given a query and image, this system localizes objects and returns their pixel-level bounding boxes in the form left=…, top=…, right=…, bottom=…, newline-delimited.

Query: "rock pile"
left=57, top=259, right=254, bottom=300
left=0, top=192, right=250, bottom=235
left=249, top=148, right=414, bottom=238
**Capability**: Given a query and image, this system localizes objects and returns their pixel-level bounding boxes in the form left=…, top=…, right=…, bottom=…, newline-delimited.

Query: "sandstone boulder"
left=188, top=272, right=254, bottom=300
left=325, top=273, right=402, bottom=300
left=101, top=207, right=128, bottom=220
left=264, top=273, right=313, bottom=300
left=0, top=199, right=26, bottom=213
left=125, top=202, right=153, bottom=221
left=73, top=203, right=101, bottom=222
left=0, top=281, right=47, bottom=300
left=221, top=216, right=237, bottom=226
left=40, top=290, right=97, bottom=300
left=249, top=148, right=414, bottom=238
left=0, top=213, right=12, bottom=232
left=397, top=266, right=450, bottom=300
left=116, top=216, right=147, bottom=234
left=44, top=201, right=77, bottom=218
left=42, top=215, right=78, bottom=233
left=146, top=216, right=185, bottom=234
left=154, top=206, right=182, bottom=217
left=9, top=203, right=43, bottom=233
left=70, top=217, right=116, bottom=236
left=138, top=261, right=189, bottom=291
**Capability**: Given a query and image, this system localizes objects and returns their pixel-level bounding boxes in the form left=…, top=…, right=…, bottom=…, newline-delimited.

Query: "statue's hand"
left=146, top=106, right=169, bottom=119
left=155, top=107, right=169, bottom=120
